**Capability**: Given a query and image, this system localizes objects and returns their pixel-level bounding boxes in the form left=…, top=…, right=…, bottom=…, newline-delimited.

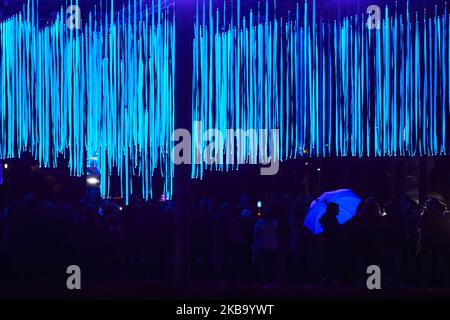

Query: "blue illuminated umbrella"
left=304, top=189, right=361, bottom=235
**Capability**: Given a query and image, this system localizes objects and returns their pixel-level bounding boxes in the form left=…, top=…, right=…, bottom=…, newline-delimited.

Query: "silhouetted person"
left=239, top=207, right=255, bottom=283
left=288, top=199, right=306, bottom=282
left=355, top=197, right=384, bottom=283
left=277, top=194, right=292, bottom=282
left=7, top=194, right=39, bottom=282
left=103, top=203, right=125, bottom=278
left=80, top=204, right=104, bottom=280
left=254, top=208, right=278, bottom=284
left=416, top=198, right=447, bottom=285
left=319, top=202, right=342, bottom=283
left=399, top=196, right=420, bottom=284
left=221, top=202, right=244, bottom=283
left=443, top=211, right=450, bottom=285
left=192, top=198, right=215, bottom=280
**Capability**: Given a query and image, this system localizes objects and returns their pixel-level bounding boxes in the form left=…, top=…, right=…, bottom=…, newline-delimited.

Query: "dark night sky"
left=1, top=1, right=448, bottom=23
left=1, top=0, right=449, bottom=202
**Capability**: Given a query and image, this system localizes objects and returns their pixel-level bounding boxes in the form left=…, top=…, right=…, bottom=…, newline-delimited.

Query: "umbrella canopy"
left=304, top=189, right=361, bottom=235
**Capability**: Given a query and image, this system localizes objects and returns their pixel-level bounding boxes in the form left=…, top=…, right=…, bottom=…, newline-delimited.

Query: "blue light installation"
left=192, top=0, right=450, bottom=179
left=0, top=0, right=175, bottom=203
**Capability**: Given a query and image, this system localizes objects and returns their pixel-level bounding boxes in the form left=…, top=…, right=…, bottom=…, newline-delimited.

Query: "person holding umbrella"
left=319, top=202, right=343, bottom=284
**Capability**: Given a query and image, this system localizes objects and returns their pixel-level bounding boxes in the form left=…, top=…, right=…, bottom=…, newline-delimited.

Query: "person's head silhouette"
left=326, top=202, right=339, bottom=217
left=423, top=198, right=447, bottom=215
left=363, top=197, right=382, bottom=217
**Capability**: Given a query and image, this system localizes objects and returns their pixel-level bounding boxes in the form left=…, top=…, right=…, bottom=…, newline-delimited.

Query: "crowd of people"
left=0, top=195, right=174, bottom=286
left=191, top=193, right=450, bottom=287
left=1, top=191, right=450, bottom=288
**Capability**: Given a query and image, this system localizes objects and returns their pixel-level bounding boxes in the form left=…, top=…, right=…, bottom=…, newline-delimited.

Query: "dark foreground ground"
left=2, top=281, right=450, bottom=300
